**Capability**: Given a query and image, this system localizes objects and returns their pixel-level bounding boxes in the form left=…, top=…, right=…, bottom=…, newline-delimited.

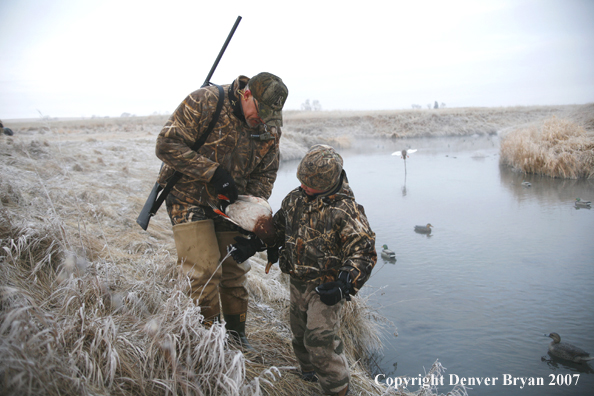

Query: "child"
left=232, top=144, right=377, bottom=396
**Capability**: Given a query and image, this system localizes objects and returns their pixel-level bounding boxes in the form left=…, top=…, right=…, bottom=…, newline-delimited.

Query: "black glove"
left=211, top=167, right=238, bottom=203
left=230, top=236, right=266, bottom=263
left=315, top=271, right=352, bottom=306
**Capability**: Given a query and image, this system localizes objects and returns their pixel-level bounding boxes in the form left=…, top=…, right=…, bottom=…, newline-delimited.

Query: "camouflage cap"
left=248, top=72, right=288, bottom=127
left=297, top=144, right=344, bottom=192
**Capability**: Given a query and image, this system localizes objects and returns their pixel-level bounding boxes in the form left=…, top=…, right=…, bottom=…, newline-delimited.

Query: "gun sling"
left=136, top=84, right=224, bottom=230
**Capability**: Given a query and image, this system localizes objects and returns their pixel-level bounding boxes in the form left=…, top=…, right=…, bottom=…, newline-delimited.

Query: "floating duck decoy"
left=414, top=223, right=433, bottom=234
left=210, top=195, right=275, bottom=245
left=575, top=198, right=591, bottom=208
left=521, top=181, right=531, bottom=187
left=545, top=333, right=594, bottom=364
left=381, top=244, right=396, bottom=260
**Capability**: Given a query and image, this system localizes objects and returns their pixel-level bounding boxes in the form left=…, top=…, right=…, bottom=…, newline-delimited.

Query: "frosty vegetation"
left=499, top=104, right=594, bottom=179
left=1, top=103, right=591, bottom=395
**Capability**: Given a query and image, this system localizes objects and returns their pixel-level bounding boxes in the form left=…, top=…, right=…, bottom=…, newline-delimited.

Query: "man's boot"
left=301, top=371, right=318, bottom=382
left=335, top=385, right=349, bottom=396
left=223, top=313, right=257, bottom=353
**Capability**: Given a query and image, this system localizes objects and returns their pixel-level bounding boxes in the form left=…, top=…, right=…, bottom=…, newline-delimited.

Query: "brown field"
left=2, top=104, right=592, bottom=395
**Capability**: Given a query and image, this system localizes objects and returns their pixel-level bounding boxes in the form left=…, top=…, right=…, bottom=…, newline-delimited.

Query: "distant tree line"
left=301, top=99, right=322, bottom=111
left=411, top=101, right=446, bottom=109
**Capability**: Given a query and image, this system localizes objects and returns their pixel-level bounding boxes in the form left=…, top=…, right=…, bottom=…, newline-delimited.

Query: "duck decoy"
left=414, top=223, right=433, bottom=234
left=391, top=148, right=418, bottom=159
left=210, top=195, right=275, bottom=245
left=381, top=244, right=396, bottom=260
left=545, top=333, right=594, bottom=364
left=521, top=181, right=531, bottom=187
left=575, top=198, right=591, bottom=208
left=392, top=149, right=417, bottom=176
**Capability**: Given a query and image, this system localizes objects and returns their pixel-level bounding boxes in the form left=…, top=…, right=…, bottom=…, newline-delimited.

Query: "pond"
left=268, top=135, right=594, bottom=396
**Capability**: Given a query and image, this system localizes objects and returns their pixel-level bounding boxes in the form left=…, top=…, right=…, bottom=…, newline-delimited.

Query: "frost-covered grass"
left=500, top=105, right=594, bottom=179
left=5, top=104, right=574, bottom=395
left=1, top=116, right=469, bottom=396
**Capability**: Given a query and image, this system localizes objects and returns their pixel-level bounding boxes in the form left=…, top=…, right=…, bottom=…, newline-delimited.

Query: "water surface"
left=269, top=136, right=594, bottom=396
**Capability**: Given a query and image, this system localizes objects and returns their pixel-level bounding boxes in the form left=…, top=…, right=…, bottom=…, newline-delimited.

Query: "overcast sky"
left=1, top=0, right=593, bottom=119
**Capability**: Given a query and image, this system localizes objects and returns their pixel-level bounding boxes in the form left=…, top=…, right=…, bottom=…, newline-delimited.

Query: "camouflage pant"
left=167, top=194, right=250, bottom=319
left=290, top=278, right=350, bottom=395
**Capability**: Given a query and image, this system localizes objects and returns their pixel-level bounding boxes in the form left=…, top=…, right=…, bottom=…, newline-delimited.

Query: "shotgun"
left=136, top=16, right=242, bottom=230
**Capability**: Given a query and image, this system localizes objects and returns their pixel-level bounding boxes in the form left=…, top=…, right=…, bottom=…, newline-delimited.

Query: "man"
left=155, top=72, right=288, bottom=351
left=232, top=144, right=377, bottom=396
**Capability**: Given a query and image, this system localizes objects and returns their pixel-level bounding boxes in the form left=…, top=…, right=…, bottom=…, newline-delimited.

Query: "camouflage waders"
left=290, top=278, right=350, bottom=395
left=168, top=195, right=250, bottom=322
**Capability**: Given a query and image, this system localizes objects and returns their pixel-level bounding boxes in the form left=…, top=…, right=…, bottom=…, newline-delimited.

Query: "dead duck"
left=210, top=195, right=275, bottom=245
left=545, top=333, right=594, bottom=364
left=575, top=198, right=591, bottom=208
left=381, top=244, right=396, bottom=260
left=414, top=223, right=433, bottom=234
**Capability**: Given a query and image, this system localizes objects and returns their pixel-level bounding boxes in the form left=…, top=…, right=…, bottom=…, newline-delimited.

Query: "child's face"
left=301, top=183, right=326, bottom=196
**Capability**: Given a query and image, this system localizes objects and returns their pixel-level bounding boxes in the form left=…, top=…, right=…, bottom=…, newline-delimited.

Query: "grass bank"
left=0, top=114, right=475, bottom=395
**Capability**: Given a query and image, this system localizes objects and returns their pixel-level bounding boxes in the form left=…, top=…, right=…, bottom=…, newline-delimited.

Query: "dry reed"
left=500, top=114, right=594, bottom=179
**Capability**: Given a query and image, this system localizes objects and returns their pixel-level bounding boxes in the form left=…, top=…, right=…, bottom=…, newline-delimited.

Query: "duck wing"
left=211, top=195, right=275, bottom=244
left=551, top=342, right=592, bottom=362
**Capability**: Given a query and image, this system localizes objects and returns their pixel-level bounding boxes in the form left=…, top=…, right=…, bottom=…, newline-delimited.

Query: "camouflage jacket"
left=272, top=172, right=377, bottom=294
left=156, top=76, right=281, bottom=207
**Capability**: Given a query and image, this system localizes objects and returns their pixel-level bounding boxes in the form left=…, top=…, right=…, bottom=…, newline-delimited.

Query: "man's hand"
left=211, top=167, right=238, bottom=203
left=229, top=236, right=266, bottom=263
left=315, top=271, right=352, bottom=306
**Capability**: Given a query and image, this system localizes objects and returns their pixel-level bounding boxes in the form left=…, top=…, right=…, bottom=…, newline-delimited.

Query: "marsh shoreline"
left=1, top=104, right=592, bottom=395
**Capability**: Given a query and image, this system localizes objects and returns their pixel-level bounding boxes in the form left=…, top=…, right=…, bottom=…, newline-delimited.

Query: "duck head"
left=546, top=332, right=561, bottom=344
left=254, top=216, right=275, bottom=246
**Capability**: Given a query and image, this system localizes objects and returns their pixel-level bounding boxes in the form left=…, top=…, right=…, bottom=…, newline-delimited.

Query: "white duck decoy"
left=521, top=181, right=532, bottom=187
left=414, top=223, right=433, bottom=234
left=545, top=333, right=594, bottom=363
left=381, top=244, right=396, bottom=260
left=392, top=149, right=418, bottom=159
left=210, top=195, right=275, bottom=245
left=575, top=198, right=591, bottom=208
left=392, top=149, right=417, bottom=176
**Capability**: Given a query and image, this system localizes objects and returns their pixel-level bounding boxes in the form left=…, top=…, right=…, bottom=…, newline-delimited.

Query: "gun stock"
left=136, top=182, right=162, bottom=230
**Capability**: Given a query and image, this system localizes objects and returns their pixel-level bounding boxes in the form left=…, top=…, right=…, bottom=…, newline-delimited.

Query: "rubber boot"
left=223, top=313, right=257, bottom=353
left=216, top=231, right=250, bottom=316
left=301, top=371, right=318, bottom=382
